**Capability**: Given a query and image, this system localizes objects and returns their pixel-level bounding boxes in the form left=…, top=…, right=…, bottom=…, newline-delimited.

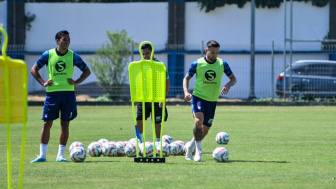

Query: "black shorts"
left=136, top=102, right=168, bottom=123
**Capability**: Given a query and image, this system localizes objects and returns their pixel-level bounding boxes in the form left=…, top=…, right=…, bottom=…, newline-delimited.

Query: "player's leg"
left=194, top=100, right=217, bottom=162
left=186, top=96, right=204, bottom=161
left=57, top=91, right=77, bottom=162
left=31, top=92, right=60, bottom=163
left=201, top=100, right=217, bottom=140
left=30, top=120, right=53, bottom=163
left=153, top=103, right=168, bottom=142
left=136, top=102, right=151, bottom=142
left=155, top=123, right=161, bottom=142
left=202, top=125, right=211, bottom=140
left=56, top=120, right=69, bottom=161
left=193, top=112, right=204, bottom=162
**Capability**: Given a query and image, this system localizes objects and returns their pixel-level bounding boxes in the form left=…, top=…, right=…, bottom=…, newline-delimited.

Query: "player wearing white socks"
left=30, top=30, right=91, bottom=163
left=183, top=40, right=237, bottom=162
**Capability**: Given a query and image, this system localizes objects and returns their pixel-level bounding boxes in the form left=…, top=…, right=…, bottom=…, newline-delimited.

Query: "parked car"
left=276, top=60, right=336, bottom=100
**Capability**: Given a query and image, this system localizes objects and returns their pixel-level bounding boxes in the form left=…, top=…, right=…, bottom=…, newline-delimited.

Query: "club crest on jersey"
left=54, top=61, right=67, bottom=76
left=204, top=70, right=217, bottom=84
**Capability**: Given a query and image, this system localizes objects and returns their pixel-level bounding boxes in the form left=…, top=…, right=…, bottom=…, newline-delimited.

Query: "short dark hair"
left=55, top=30, right=69, bottom=40
left=141, top=43, right=152, bottom=51
left=206, top=40, right=220, bottom=48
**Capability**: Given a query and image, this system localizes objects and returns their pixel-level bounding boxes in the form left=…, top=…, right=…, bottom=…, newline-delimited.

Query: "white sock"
left=139, top=134, right=143, bottom=142
left=190, top=138, right=195, bottom=148
left=40, top=143, right=47, bottom=158
left=156, top=138, right=160, bottom=142
left=195, top=141, right=202, bottom=152
left=57, top=145, right=66, bottom=158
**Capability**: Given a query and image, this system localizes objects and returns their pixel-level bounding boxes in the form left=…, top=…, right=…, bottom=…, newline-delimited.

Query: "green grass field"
left=1, top=105, right=335, bottom=189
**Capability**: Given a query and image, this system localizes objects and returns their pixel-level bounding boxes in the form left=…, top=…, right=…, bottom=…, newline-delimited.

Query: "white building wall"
left=17, top=2, right=331, bottom=98
left=24, top=2, right=169, bottom=51
left=185, top=2, right=329, bottom=50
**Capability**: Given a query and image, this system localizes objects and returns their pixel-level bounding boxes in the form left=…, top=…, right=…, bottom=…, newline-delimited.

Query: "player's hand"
left=67, top=78, right=76, bottom=85
left=221, top=85, right=231, bottom=95
left=43, top=79, right=53, bottom=87
left=159, top=102, right=163, bottom=108
left=184, top=93, right=192, bottom=102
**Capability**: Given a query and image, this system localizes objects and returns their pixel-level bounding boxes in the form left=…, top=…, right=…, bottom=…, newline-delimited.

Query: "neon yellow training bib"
left=46, top=49, right=74, bottom=92
left=193, top=58, right=224, bottom=101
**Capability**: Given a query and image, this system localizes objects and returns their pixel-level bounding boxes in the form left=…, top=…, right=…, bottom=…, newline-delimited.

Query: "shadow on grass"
left=228, top=160, right=290, bottom=164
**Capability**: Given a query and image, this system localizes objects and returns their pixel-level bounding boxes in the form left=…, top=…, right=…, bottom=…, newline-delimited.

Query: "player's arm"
left=166, top=78, right=170, bottom=97
left=183, top=74, right=192, bottom=102
left=69, top=67, right=91, bottom=85
left=221, top=74, right=237, bottom=95
left=183, top=61, right=197, bottom=102
left=31, top=54, right=53, bottom=87
left=68, top=54, right=91, bottom=85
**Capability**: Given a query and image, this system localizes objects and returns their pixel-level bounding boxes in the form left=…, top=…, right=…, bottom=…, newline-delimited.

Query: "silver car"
left=276, top=60, right=336, bottom=99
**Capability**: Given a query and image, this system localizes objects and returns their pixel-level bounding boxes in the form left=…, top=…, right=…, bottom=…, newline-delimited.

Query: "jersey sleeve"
left=73, top=52, right=88, bottom=71
left=223, top=61, right=233, bottom=76
left=35, top=51, right=49, bottom=68
left=187, top=61, right=198, bottom=77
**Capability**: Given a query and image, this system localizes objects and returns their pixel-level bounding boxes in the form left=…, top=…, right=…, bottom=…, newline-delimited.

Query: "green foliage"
left=197, top=0, right=329, bottom=12
left=24, top=12, right=36, bottom=31
left=88, top=30, right=138, bottom=100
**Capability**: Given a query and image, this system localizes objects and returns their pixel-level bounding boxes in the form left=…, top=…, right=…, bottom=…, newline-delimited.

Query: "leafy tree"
left=89, top=30, right=138, bottom=100
left=196, top=0, right=329, bottom=13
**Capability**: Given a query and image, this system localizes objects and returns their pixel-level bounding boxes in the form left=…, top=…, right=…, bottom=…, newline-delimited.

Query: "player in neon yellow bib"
left=30, top=30, right=91, bottom=163
left=183, top=40, right=237, bottom=162
left=136, top=43, right=170, bottom=142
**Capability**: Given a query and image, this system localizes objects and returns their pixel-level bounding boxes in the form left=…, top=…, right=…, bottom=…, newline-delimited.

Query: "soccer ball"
left=101, top=142, right=118, bottom=157
left=216, top=132, right=230, bottom=144
left=140, top=142, right=154, bottom=157
left=162, top=135, right=173, bottom=144
left=98, top=138, right=109, bottom=145
left=70, top=147, right=86, bottom=163
left=87, top=142, right=102, bottom=157
left=128, top=137, right=141, bottom=145
left=169, top=141, right=184, bottom=155
left=212, top=147, right=229, bottom=162
left=155, top=142, right=170, bottom=157
left=183, top=141, right=195, bottom=155
left=124, top=142, right=137, bottom=157
left=174, top=140, right=185, bottom=155
left=115, top=141, right=126, bottom=156
left=69, top=141, right=85, bottom=153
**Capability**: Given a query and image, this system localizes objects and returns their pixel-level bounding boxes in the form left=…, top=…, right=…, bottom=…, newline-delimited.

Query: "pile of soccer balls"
left=68, top=135, right=186, bottom=163
left=212, top=131, right=230, bottom=163
left=69, top=132, right=231, bottom=163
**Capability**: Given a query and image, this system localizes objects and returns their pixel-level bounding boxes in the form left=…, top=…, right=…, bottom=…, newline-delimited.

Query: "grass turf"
left=1, top=105, right=335, bottom=188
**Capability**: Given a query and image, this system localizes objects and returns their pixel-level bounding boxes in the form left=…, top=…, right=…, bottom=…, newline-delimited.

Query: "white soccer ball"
left=115, top=141, right=126, bottom=156
left=70, top=147, right=86, bottom=163
left=124, top=142, right=137, bottom=157
left=98, top=138, right=109, bottom=145
left=162, top=135, right=173, bottom=144
left=128, top=137, right=141, bottom=145
left=174, top=140, right=185, bottom=155
left=69, top=141, right=85, bottom=153
left=139, top=142, right=154, bottom=157
left=101, top=142, right=118, bottom=157
left=183, top=141, right=195, bottom=155
left=212, top=147, right=229, bottom=162
left=169, top=141, right=184, bottom=156
left=216, top=132, right=230, bottom=144
left=155, top=142, right=170, bottom=157
left=87, top=142, right=102, bottom=157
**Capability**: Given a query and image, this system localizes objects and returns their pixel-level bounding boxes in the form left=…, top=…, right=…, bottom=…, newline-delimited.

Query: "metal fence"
left=5, top=43, right=336, bottom=100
